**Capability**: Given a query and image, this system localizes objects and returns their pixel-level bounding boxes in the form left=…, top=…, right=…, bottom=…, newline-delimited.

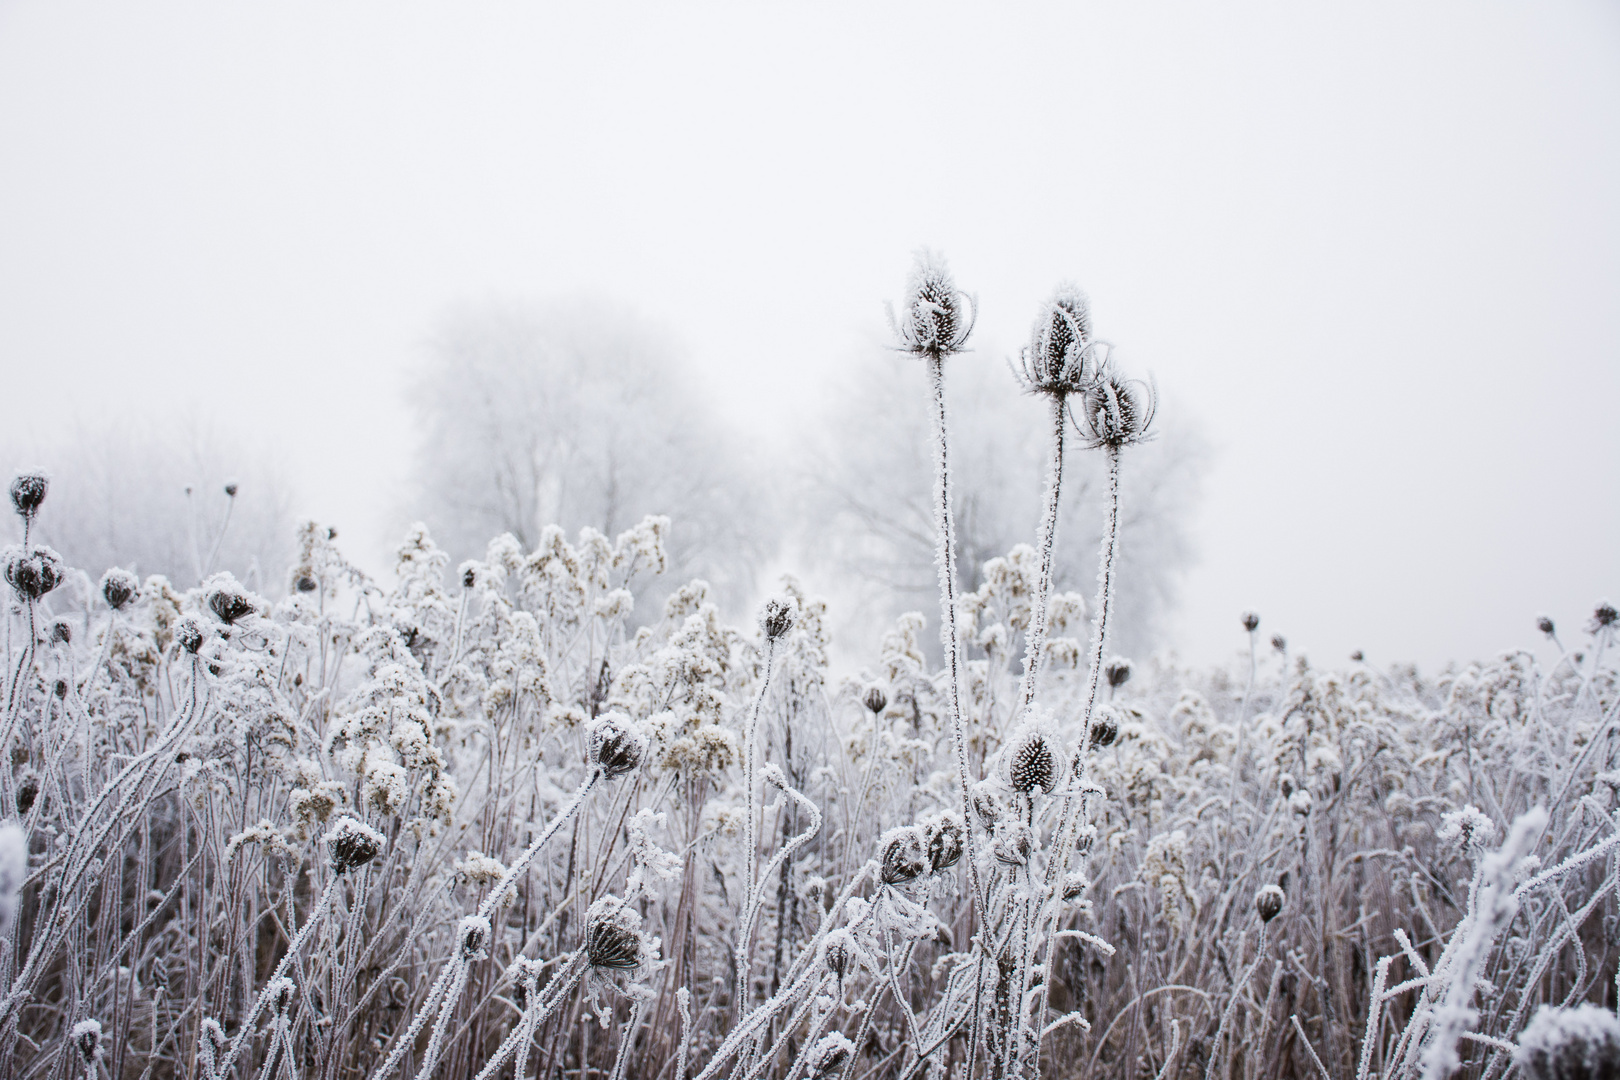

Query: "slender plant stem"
left=1017, top=392, right=1068, bottom=716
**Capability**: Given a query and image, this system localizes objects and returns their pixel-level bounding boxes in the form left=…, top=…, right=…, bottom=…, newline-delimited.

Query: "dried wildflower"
left=993, top=822, right=1034, bottom=867
left=175, top=617, right=205, bottom=655
left=326, top=815, right=386, bottom=873
left=9, top=473, right=47, bottom=519
left=1271, top=633, right=1287, bottom=653
left=293, top=570, right=319, bottom=593
left=925, top=812, right=965, bottom=873
left=588, top=713, right=645, bottom=781
left=1514, top=1004, right=1620, bottom=1080
left=100, top=568, right=138, bottom=611
left=459, top=915, right=492, bottom=961
left=1090, top=713, right=1119, bottom=748
left=53, top=679, right=67, bottom=698
left=1007, top=726, right=1060, bottom=794
left=1018, top=284, right=1097, bottom=396
left=1242, top=612, right=1260, bottom=633
left=880, top=825, right=928, bottom=885
left=204, top=574, right=258, bottom=625
left=1255, top=884, right=1285, bottom=923
left=889, top=249, right=975, bottom=358
left=862, top=685, right=888, bottom=715
left=760, top=596, right=796, bottom=641
left=1537, top=614, right=1556, bottom=637
left=15, top=770, right=39, bottom=815
left=1590, top=601, right=1618, bottom=635
left=197, top=1018, right=228, bottom=1075
left=821, top=930, right=856, bottom=986
left=584, top=898, right=645, bottom=970
left=268, top=976, right=296, bottom=1016
left=1061, top=871, right=1090, bottom=902
left=1075, top=366, right=1156, bottom=449
left=1105, top=658, right=1132, bottom=689
left=50, top=619, right=70, bottom=646
left=970, top=781, right=1006, bottom=833
left=1439, top=805, right=1496, bottom=855
left=4, top=546, right=64, bottom=602
left=810, top=1032, right=855, bottom=1079
left=70, top=1019, right=102, bottom=1065
left=1350, top=649, right=1364, bottom=662
left=224, top=481, right=238, bottom=498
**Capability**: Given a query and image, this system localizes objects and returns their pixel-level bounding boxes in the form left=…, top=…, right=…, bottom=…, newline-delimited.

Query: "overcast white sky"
left=1, top=2, right=1615, bottom=670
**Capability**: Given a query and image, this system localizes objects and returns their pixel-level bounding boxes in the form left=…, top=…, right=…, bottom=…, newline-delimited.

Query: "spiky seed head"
left=326, top=815, right=386, bottom=873
left=71, top=1019, right=102, bottom=1064
left=9, top=473, right=47, bottom=519
left=926, top=812, right=965, bottom=873
left=1076, top=366, right=1156, bottom=449
left=587, top=713, right=644, bottom=781
left=891, top=249, right=974, bottom=358
left=760, top=596, right=796, bottom=641
left=101, top=568, right=138, bottom=611
left=15, top=771, right=39, bottom=815
left=1255, top=884, right=1285, bottom=923
left=1242, top=611, right=1260, bottom=633
left=1591, top=601, right=1618, bottom=634
left=812, top=1033, right=855, bottom=1079
left=880, top=826, right=928, bottom=885
left=1008, top=728, right=1058, bottom=794
left=1021, top=285, right=1095, bottom=395
left=584, top=898, right=645, bottom=970
left=204, top=575, right=258, bottom=625
left=862, top=685, right=887, bottom=715
left=4, top=546, right=65, bottom=602
left=1537, top=614, right=1556, bottom=637
left=1105, top=658, right=1132, bottom=689
left=175, top=617, right=204, bottom=656
left=1514, top=1004, right=1620, bottom=1080
left=458, top=915, right=491, bottom=961
left=1271, top=633, right=1287, bottom=653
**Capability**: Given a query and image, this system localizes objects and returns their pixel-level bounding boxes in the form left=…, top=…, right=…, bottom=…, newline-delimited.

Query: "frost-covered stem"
left=202, top=492, right=236, bottom=581
left=740, top=770, right=822, bottom=994
left=471, top=956, right=586, bottom=1080
left=1355, top=955, right=1393, bottom=1080
left=1079, top=443, right=1121, bottom=732
left=674, top=987, right=693, bottom=1080
left=479, top=770, right=599, bottom=923
left=213, top=876, right=341, bottom=1078
left=837, top=976, right=893, bottom=1080
left=1223, top=627, right=1258, bottom=884
left=1016, top=392, right=1068, bottom=714
left=1204, top=922, right=1271, bottom=1080
left=412, top=955, right=474, bottom=1080
left=369, top=945, right=463, bottom=1080
left=926, top=353, right=989, bottom=933
left=608, top=995, right=647, bottom=1080
left=737, top=636, right=781, bottom=1015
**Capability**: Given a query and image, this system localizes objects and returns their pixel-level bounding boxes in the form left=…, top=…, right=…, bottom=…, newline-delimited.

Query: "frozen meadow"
left=1, top=254, right=1617, bottom=1080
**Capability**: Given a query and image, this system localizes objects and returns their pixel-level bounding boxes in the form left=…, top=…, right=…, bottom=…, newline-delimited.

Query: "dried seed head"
left=461, top=563, right=478, bottom=589
left=1537, top=614, right=1556, bottom=637
left=925, top=813, right=965, bottom=874
left=890, top=249, right=975, bottom=358
left=879, top=825, right=928, bottom=885
left=4, top=546, right=65, bottom=602
left=326, top=815, right=386, bottom=873
left=71, top=1019, right=102, bottom=1065
left=1271, top=633, right=1287, bottom=653
left=459, top=915, right=491, bottom=961
left=1514, top=1004, right=1620, bottom=1080
left=9, top=473, right=47, bottom=519
left=1007, top=727, right=1059, bottom=794
left=1020, top=285, right=1096, bottom=395
left=584, top=897, right=645, bottom=970
left=198, top=1018, right=228, bottom=1072
left=293, top=569, right=319, bottom=593
left=760, top=596, right=796, bottom=641
left=821, top=929, right=855, bottom=983
left=53, top=678, right=67, bottom=699
left=100, top=568, right=138, bottom=611
left=175, top=617, right=205, bottom=656
left=204, top=575, right=258, bottom=625
left=50, top=619, right=71, bottom=646
left=862, top=685, right=888, bottom=715
left=588, top=713, right=645, bottom=781
left=150, top=955, right=169, bottom=994
left=1105, top=658, right=1132, bottom=689
left=224, top=482, right=238, bottom=498
left=1241, top=611, right=1260, bottom=633
left=15, top=771, right=39, bottom=815
left=1061, top=871, right=1090, bottom=903
left=1350, top=650, right=1364, bottom=662
left=1591, top=601, right=1618, bottom=635
left=268, top=976, right=296, bottom=1016
left=1255, top=884, right=1285, bottom=923
left=811, top=1033, right=855, bottom=1079
left=1076, top=366, right=1156, bottom=449
left=993, top=822, right=1034, bottom=867
left=970, top=781, right=1005, bottom=833
left=1090, top=713, right=1119, bottom=748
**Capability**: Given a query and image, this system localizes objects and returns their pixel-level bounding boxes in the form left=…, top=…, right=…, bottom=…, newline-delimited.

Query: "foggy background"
left=1, top=2, right=1615, bottom=671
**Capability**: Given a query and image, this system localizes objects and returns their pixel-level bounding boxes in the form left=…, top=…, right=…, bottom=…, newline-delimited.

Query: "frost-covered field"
left=1, top=255, right=1616, bottom=1080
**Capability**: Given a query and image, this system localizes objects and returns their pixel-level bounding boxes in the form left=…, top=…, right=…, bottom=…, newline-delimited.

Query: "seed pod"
left=1242, top=612, right=1260, bottom=633
left=175, top=617, right=205, bottom=656
left=1021, top=285, right=1095, bottom=395
left=760, top=596, right=796, bottom=641
left=1591, top=602, right=1618, bottom=634
left=9, top=474, right=47, bottom=519
left=326, top=816, right=386, bottom=873
left=926, top=813, right=965, bottom=874
left=1514, top=1004, right=1620, bottom=1080
left=1090, top=714, right=1119, bottom=748
left=1076, top=367, right=1156, bottom=448
left=584, top=900, right=643, bottom=970
left=101, top=568, right=138, bottom=611
left=993, top=823, right=1034, bottom=867
left=1061, top=872, right=1090, bottom=903
left=821, top=930, right=855, bottom=985
left=1537, top=615, right=1556, bottom=637
left=53, top=679, right=67, bottom=699
left=891, top=249, right=974, bottom=358
left=1350, top=649, right=1364, bottom=662
left=588, top=713, right=644, bottom=781
left=205, top=577, right=257, bottom=625
left=862, top=686, right=887, bottom=716
left=880, top=826, right=928, bottom=885
left=15, top=771, right=39, bottom=815
left=4, top=547, right=64, bottom=602
left=1007, top=728, right=1059, bottom=795
left=1271, top=633, right=1287, bottom=653
left=224, top=482, right=238, bottom=498
left=293, top=571, right=319, bottom=593
left=459, top=915, right=491, bottom=961
left=1105, top=658, right=1132, bottom=689
left=50, top=619, right=71, bottom=646
left=1255, top=884, right=1285, bottom=923
left=811, top=1033, right=855, bottom=1079
left=71, top=1019, right=102, bottom=1065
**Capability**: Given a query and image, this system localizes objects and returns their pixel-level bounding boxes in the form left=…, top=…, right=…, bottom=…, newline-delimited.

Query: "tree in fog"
left=407, top=299, right=775, bottom=610
left=799, top=348, right=1204, bottom=660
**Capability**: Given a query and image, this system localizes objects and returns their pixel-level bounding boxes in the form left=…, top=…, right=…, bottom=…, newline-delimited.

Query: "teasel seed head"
left=204, top=575, right=258, bottom=625
left=889, top=249, right=976, bottom=359
left=879, top=825, right=928, bottom=885
left=326, top=815, right=386, bottom=873
left=8, top=473, right=47, bottom=519
left=4, top=546, right=65, bottom=602
left=584, top=897, right=645, bottom=970
left=1007, top=726, right=1061, bottom=795
left=862, top=685, right=887, bottom=716
left=760, top=596, right=796, bottom=641
left=1255, top=884, right=1286, bottom=923
left=587, top=712, right=645, bottom=781
left=458, top=915, right=491, bottom=961
left=1075, top=365, right=1156, bottom=449
left=15, top=770, right=39, bottom=815
left=1019, top=284, right=1096, bottom=396
left=101, top=568, right=138, bottom=611
left=1105, top=658, right=1132, bottom=689
left=1537, top=614, right=1556, bottom=637
left=925, top=812, right=965, bottom=874
left=1242, top=611, right=1260, bottom=633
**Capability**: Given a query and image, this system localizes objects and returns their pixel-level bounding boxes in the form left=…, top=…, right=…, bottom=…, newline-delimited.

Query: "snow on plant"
left=0, top=254, right=1616, bottom=1080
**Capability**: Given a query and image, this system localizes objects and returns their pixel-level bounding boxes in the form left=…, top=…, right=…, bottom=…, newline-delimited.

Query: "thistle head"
left=760, top=596, right=796, bottom=641
left=889, top=249, right=975, bottom=359
left=326, top=815, right=386, bottom=873
left=1255, top=884, right=1285, bottom=923
left=4, top=546, right=64, bottom=602
left=101, top=568, right=138, bottom=612
left=8, top=473, right=47, bottom=519
left=587, top=713, right=645, bottom=781
left=1019, top=284, right=1097, bottom=395
left=584, top=896, right=647, bottom=971
left=879, top=825, right=928, bottom=885
left=1075, top=365, right=1156, bottom=449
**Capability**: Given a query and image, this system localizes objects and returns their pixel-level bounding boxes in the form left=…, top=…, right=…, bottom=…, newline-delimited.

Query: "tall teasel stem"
left=1016, top=392, right=1069, bottom=715
left=737, top=634, right=780, bottom=1015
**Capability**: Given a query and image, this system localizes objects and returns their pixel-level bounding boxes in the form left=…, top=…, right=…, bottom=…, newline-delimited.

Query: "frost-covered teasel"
left=889, top=249, right=976, bottom=358
left=1075, top=366, right=1156, bottom=449
left=326, top=815, right=386, bottom=873
left=1018, top=284, right=1096, bottom=396
left=100, top=567, right=138, bottom=611
left=1006, top=723, right=1061, bottom=795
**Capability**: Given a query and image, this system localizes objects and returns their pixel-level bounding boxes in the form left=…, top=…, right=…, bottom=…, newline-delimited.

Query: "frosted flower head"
left=1019, top=285, right=1096, bottom=395
left=326, top=815, right=386, bottom=873
left=1255, top=884, right=1285, bottom=923
left=458, top=915, right=492, bottom=961
left=71, top=1019, right=102, bottom=1065
left=889, top=249, right=975, bottom=359
left=1590, top=601, right=1618, bottom=636
left=174, top=616, right=206, bottom=656
left=1089, top=708, right=1120, bottom=749
left=203, top=573, right=259, bottom=626
left=1537, top=614, right=1556, bottom=637
left=970, top=780, right=1006, bottom=833
left=1105, top=658, right=1133, bottom=689
left=101, top=568, right=138, bottom=611
left=584, top=896, right=648, bottom=972
left=1271, top=633, right=1287, bottom=653
left=1076, top=366, right=1156, bottom=449
left=50, top=619, right=70, bottom=646
left=588, top=713, right=645, bottom=781
left=4, top=545, right=64, bottom=602
left=821, top=928, right=856, bottom=986
left=811, top=1032, right=856, bottom=1079
left=879, top=825, right=928, bottom=885
left=15, top=770, right=39, bottom=815
left=1242, top=611, right=1260, bottom=633
left=1439, top=805, right=1497, bottom=855
left=924, top=812, right=965, bottom=874
left=9, top=473, right=47, bottom=519
left=993, top=822, right=1034, bottom=867
left=268, top=976, right=296, bottom=1016
left=1061, top=871, right=1091, bottom=903
left=1515, top=1004, right=1620, bottom=1080
left=1005, top=724, right=1062, bottom=795
left=862, top=685, right=888, bottom=716
left=760, top=596, right=797, bottom=641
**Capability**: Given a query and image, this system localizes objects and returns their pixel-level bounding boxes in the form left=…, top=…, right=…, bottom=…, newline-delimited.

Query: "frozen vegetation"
left=1, top=254, right=1617, bottom=1080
